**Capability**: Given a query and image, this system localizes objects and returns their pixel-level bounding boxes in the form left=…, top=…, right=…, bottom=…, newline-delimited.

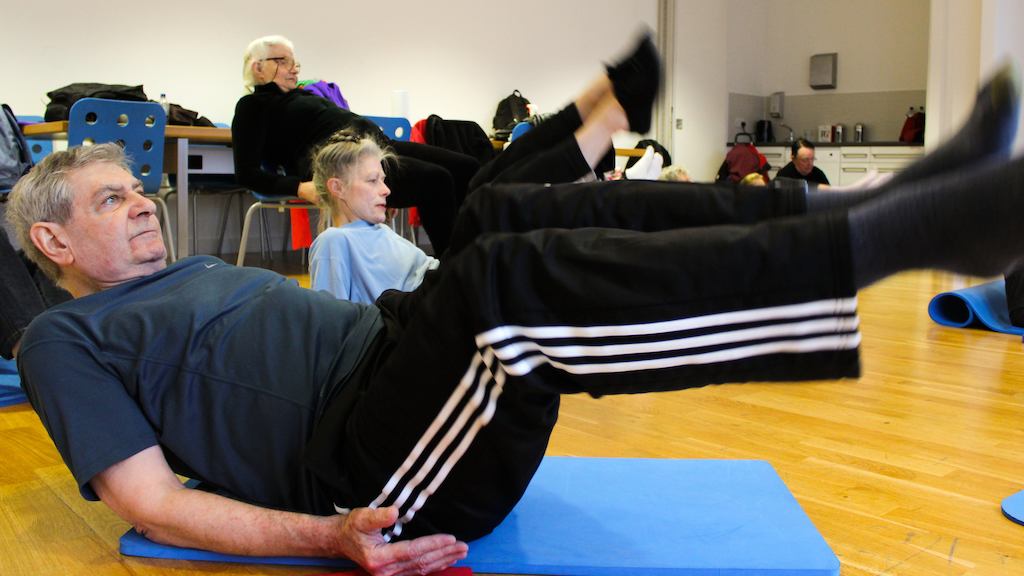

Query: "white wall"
left=760, top=0, right=929, bottom=96
left=4, top=0, right=657, bottom=131
left=726, top=0, right=771, bottom=96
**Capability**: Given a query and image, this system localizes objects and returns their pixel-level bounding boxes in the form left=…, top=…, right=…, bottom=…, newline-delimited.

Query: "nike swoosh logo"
left=204, top=263, right=217, bottom=269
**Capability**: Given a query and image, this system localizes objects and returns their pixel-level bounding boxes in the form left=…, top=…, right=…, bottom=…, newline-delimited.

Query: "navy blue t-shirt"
left=18, top=256, right=382, bottom=514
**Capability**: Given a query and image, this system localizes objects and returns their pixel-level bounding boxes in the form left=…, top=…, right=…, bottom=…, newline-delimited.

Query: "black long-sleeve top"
left=231, top=82, right=380, bottom=197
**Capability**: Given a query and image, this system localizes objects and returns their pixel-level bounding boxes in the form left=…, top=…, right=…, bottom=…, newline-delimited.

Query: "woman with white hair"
left=232, top=35, right=480, bottom=256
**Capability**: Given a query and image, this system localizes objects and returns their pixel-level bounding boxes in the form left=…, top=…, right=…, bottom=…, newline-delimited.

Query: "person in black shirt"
left=232, top=35, right=480, bottom=255
left=776, top=138, right=831, bottom=186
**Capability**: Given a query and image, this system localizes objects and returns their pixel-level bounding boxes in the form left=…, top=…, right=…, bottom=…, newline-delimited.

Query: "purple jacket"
left=300, top=80, right=350, bottom=110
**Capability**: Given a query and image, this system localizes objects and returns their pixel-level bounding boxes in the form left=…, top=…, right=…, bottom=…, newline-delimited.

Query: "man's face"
left=793, top=146, right=816, bottom=176
left=256, top=45, right=300, bottom=92
left=57, top=162, right=167, bottom=291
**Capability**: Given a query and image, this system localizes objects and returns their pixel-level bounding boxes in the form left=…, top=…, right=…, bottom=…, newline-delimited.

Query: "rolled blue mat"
left=927, top=279, right=1024, bottom=336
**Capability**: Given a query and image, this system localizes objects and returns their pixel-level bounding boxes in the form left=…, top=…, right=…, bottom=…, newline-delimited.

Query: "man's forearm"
left=91, top=446, right=345, bottom=558
left=92, top=446, right=467, bottom=575
left=136, top=484, right=344, bottom=557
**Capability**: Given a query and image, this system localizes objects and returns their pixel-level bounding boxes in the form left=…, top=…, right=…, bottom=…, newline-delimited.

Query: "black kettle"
left=756, top=120, right=774, bottom=143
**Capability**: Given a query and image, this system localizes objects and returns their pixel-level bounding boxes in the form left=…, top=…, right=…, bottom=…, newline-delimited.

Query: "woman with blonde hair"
left=309, top=32, right=664, bottom=303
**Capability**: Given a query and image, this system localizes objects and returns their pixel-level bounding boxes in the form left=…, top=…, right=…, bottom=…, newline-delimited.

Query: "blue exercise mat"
left=1004, top=490, right=1024, bottom=526
left=927, top=279, right=1024, bottom=335
left=0, top=357, right=26, bottom=408
left=121, top=457, right=839, bottom=575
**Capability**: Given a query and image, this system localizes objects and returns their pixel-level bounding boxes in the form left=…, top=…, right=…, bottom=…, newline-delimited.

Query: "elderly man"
left=5, top=62, right=1021, bottom=576
left=776, top=138, right=831, bottom=186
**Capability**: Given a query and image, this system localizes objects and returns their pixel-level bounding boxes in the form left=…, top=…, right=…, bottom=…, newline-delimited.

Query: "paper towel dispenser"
left=810, top=53, right=837, bottom=89
left=768, top=92, right=784, bottom=118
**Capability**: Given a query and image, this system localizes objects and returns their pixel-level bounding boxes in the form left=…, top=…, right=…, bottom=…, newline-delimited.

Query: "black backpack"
left=1, top=104, right=32, bottom=189
left=492, top=90, right=531, bottom=140
left=44, top=83, right=149, bottom=122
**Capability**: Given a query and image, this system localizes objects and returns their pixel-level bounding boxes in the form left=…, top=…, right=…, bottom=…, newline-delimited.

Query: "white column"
left=924, top=0, right=981, bottom=151
left=980, top=0, right=1024, bottom=155
left=672, top=0, right=728, bottom=180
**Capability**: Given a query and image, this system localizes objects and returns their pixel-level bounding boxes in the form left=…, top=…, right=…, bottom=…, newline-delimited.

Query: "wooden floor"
left=2, top=270, right=1023, bottom=575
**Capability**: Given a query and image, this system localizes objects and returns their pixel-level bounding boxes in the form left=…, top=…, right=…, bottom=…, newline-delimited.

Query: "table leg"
left=176, top=138, right=190, bottom=258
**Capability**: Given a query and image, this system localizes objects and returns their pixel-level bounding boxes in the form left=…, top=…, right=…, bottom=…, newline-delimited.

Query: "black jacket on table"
left=231, top=82, right=380, bottom=197
left=776, top=161, right=830, bottom=186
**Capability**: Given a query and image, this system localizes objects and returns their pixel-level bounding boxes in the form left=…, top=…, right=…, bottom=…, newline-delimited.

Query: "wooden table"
left=24, top=122, right=232, bottom=259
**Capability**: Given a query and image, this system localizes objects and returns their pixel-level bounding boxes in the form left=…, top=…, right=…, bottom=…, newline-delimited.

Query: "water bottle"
left=159, top=93, right=169, bottom=115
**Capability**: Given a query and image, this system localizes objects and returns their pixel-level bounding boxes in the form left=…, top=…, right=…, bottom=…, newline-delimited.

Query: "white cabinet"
left=729, top=144, right=922, bottom=185
left=758, top=146, right=790, bottom=180
left=838, top=148, right=871, bottom=186
left=815, top=148, right=840, bottom=185
left=837, top=146, right=923, bottom=186
left=870, top=146, right=924, bottom=175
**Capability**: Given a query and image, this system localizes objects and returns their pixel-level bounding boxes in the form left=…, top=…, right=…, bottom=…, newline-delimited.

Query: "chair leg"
left=237, top=201, right=262, bottom=267
left=282, top=211, right=291, bottom=255
left=152, top=196, right=176, bottom=263
left=258, top=209, right=273, bottom=264
left=214, top=193, right=236, bottom=257
left=191, top=193, right=199, bottom=256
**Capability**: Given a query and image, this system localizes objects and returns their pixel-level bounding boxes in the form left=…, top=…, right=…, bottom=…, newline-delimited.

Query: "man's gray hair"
left=242, top=35, right=295, bottom=92
left=5, top=143, right=132, bottom=282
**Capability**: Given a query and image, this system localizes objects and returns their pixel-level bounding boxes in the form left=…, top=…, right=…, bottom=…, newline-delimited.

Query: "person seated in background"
left=231, top=35, right=479, bottom=256
left=309, top=134, right=439, bottom=304
left=659, top=164, right=690, bottom=181
left=739, top=172, right=767, bottom=186
left=0, top=228, right=70, bottom=360
left=776, top=138, right=831, bottom=186
left=310, top=57, right=663, bottom=303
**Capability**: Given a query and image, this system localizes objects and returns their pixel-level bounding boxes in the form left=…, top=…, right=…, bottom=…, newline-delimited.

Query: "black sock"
left=606, top=30, right=661, bottom=133
left=888, top=61, right=1020, bottom=189
left=805, top=187, right=882, bottom=213
left=810, top=62, right=1020, bottom=217
left=848, top=155, right=1024, bottom=289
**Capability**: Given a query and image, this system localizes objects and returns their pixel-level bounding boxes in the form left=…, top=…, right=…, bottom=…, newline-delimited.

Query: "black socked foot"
left=606, top=31, right=662, bottom=133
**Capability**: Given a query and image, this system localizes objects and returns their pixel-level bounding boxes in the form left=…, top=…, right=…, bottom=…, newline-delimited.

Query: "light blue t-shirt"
left=309, top=221, right=439, bottom=304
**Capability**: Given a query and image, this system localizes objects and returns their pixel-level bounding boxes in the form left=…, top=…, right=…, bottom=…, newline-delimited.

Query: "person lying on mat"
left=310, top=64, right=667, bottom=304
left=232, top=34, right=479, bottom=256
left=7, top=39, right=1023, bottom=576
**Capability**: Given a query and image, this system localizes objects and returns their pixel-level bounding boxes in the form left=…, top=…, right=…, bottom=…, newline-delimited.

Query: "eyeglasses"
left=261, top=56, right=301, bottom=71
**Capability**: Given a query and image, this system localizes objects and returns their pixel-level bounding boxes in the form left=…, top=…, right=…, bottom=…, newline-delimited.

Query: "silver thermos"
left=854, top=124, right=864, bottom=143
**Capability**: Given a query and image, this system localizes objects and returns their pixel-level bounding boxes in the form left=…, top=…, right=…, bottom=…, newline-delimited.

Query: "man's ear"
left=29, top=222, right=73, bottom=268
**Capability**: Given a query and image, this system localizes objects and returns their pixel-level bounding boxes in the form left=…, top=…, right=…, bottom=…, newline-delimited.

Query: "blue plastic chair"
left=16, top=115, right=53, bottom=165
left=236, top=164, right=318, bottom=267
left=364, top=115, right=412, bottom=142
left=509, top=121, right=532, bottom=142
left=67, top=98, right=176, bottom=261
